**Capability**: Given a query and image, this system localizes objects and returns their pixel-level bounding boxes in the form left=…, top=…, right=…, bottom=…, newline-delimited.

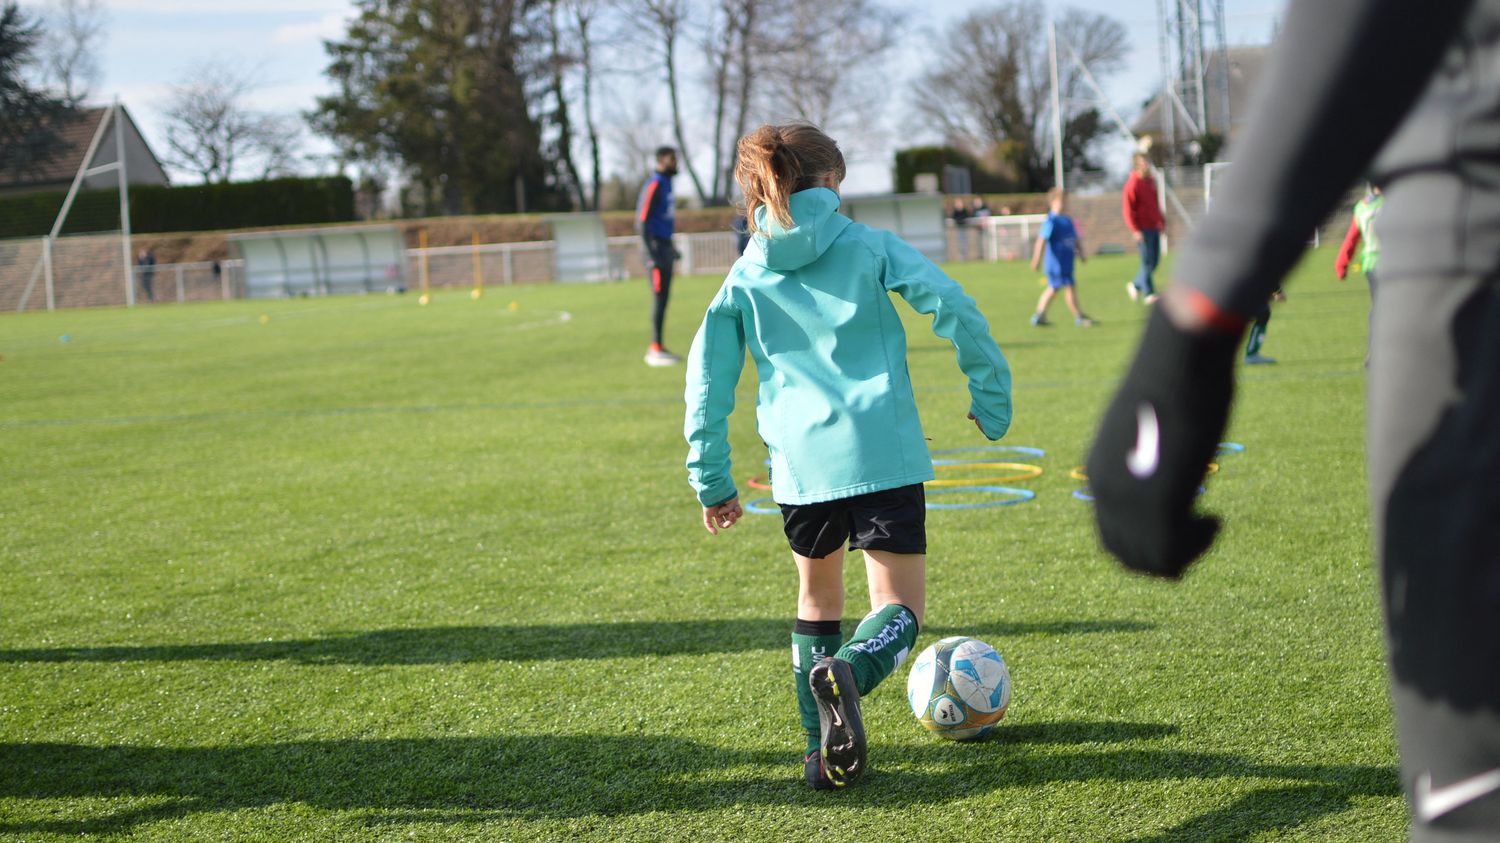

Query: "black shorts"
left=780, top=484, right=927, bottom=559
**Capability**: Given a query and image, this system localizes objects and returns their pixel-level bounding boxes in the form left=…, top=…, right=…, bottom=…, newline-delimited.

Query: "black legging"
left=645, top=236, right=675, bottom=347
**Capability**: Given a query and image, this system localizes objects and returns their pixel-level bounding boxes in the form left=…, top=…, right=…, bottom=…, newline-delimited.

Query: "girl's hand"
left=702, top=498, right=744, bottom=535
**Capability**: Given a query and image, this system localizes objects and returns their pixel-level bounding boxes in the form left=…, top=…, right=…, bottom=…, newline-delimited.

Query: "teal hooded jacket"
left=684, top=187, right=1012, bottom=507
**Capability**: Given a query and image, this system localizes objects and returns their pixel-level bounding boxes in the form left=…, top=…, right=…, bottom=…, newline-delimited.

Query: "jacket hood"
left=744, top=188, right=851, bottom=271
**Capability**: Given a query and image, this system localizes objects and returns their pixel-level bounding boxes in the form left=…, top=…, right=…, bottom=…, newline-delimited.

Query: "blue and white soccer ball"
left=906, top=636, right=1012, bottom=741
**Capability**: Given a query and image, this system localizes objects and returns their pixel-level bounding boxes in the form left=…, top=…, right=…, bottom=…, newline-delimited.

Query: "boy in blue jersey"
left=1029, top=188, right=1094, bottom=327
left=683, top=124, right=1011, bottom=790
left=637, top=147, right=680, bottom=366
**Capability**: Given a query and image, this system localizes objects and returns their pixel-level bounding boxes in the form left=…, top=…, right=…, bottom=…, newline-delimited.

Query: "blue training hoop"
left=745, top=497, right=781, bottom=515
left=926, top=485, right=1036, bottom=509
left=1073, top=485, right=1207, bottom=502
left=931, top=445, right=1045, bottom=465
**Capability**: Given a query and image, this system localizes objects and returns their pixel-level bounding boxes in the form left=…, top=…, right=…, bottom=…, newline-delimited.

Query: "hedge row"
left=0, top=176, right=356, bottom=238
left=893, top=146, right=1017, bottom=195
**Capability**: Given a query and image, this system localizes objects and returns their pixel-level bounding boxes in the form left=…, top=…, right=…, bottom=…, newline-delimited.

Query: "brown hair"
left=735, top=123, right=846, bottom=234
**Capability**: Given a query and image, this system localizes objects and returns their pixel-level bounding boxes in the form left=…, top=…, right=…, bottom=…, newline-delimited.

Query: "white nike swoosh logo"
left=1126, top=402, right=1161, bottom=479
left=1414, top=769, right=1500, bottom=823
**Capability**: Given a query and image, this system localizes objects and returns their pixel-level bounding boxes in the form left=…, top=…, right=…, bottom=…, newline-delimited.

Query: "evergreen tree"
left=0, top=2, right=77, bottom=184
left=311, top=0, right=561, bottom=216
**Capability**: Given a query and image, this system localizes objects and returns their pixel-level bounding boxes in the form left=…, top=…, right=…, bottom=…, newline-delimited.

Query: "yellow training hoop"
left=927, top=462, right=1043, bottom=486
left=1069, top=463, right=1218, bottom=482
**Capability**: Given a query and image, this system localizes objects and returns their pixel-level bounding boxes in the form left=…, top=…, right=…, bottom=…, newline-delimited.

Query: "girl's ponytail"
left=736, top=123, right=846, bottom=235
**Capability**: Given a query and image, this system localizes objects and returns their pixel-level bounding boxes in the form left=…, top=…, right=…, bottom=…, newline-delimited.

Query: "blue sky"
left=22, top=0, right=1286, bottom=194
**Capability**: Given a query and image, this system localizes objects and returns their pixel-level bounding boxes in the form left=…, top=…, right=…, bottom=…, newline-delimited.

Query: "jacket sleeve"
left=684, top=286, right=746, bottom=506
left=878, top=232, right=1012, bottom=440
left=1122, top=178, right=1140, bottom=232
left=1173, top=0, right=1475, bottom=319
left=636, top=178, right=659, bottom=239
left=1334, top=216, right=1362, bottom=279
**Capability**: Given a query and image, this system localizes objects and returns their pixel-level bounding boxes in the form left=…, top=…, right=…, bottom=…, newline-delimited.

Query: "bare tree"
left=253, top=112, right=304, bottom=179
left=636, top=0, right=713, bottom=202
left=694, top=0, right=755, bottom=204
left=545, top=0, right=587, bottom=209
left=912, top=1, right=1126, bottom=190
left=161, top=61, right=301, bottom=183
left=41, top=0, right=104, bottom=104
left=569, top=0, right=605, bottom=210
left=595, top=92, right=663, bottom=210
left=754, top=0, right=903, bottom=180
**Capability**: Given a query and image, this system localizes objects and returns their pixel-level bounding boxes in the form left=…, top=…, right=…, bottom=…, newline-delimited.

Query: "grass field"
left=0, top=251, right=1396, bottom=841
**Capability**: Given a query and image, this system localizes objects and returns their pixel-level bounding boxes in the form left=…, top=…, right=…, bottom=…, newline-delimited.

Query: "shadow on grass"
left=0, top=723, right=1396, bottom=837
left=0, top=619, right=1151, bottom=665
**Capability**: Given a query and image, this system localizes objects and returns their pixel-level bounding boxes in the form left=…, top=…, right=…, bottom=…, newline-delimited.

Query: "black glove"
left=1086, top=306, right=1241, bottom=578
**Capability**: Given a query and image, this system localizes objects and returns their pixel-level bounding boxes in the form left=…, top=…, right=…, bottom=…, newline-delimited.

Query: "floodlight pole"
left=1048, top=20, right=1065, bottom=190
left=114, top=99, right=135, bottom=308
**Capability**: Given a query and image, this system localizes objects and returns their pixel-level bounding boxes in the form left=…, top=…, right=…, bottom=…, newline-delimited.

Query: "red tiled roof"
left=1, top=106, right=108, bottom=189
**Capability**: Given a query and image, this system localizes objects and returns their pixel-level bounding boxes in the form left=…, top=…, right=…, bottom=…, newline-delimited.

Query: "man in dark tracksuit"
left=1086, top=1, right=1500, bottom=839
left=638, top=146, right=680, bottom=366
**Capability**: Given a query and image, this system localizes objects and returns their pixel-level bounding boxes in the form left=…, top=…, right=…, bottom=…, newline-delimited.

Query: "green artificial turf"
left=0, top=251, right=1397, bottom=841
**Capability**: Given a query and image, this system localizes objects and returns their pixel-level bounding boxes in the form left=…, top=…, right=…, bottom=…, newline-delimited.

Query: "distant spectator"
left=972, top=196, right=991, bottom=218
left=731, top=213, right=751, bottom=255
left=1122, top=153, right=1165, bottom=304
left=951, top=198, right=972, bottom=258
left=136, top=248, right=157, bottom=302
left=951, top=197, right=971, bottom=226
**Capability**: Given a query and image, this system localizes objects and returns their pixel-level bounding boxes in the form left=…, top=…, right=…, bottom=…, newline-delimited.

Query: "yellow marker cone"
left=508, top=300, right=520, bottom=312
left=419, top=294, right=430, bottom=306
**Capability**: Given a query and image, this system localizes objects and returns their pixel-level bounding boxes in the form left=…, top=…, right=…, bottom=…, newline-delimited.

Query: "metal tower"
left=1155, top=0, right=1231, bottom=161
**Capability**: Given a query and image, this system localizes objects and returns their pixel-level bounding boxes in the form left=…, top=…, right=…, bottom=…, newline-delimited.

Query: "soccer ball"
left=906, top=636, right=1011, bottom=741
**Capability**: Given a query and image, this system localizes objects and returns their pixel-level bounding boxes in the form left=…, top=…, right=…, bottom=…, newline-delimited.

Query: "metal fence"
left=403, top=232, right=747, bottom=292
left=5, top=222, right=1063, bottom=312
left=132, top=260, right=244, bottom=303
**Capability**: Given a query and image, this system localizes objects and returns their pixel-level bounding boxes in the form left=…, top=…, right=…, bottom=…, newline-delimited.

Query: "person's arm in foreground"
left=880, top=232, right=1012, bottom=440
left=684, top=288, right=747, bottom=534
left=1086, top=0, right=1475, bottom=577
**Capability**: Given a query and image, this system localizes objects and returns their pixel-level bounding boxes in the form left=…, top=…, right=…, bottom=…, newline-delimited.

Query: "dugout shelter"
left=229, top=225, right=405, bottom=299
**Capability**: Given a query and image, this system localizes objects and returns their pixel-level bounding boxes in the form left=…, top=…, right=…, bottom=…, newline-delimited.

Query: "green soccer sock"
left=1246, top=314, right=1270, bottom=357
left=792, top=619, right=843, bottom=755
left=834, top=603, right=920, bottom=696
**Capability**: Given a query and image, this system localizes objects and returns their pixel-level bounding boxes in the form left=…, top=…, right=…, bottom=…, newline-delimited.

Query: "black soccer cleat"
left=809, top=657, right=866, bottom=787
left=803, top=751, right=834, bottom=790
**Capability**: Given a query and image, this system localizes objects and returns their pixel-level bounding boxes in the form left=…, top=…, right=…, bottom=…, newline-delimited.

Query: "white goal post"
left=14, top=99, right=133, bottom=312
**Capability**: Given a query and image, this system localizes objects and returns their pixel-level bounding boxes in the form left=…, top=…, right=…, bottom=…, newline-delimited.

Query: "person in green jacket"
left=683, top=123, right=1013, bottom=790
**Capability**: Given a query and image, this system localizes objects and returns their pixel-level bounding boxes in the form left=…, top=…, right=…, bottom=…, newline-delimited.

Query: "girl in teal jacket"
left=683, top=124, right=1012, bottom=790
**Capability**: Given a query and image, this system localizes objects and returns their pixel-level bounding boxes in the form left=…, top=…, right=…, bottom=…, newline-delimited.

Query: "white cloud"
left=272, top=12, right=349, bottom=45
